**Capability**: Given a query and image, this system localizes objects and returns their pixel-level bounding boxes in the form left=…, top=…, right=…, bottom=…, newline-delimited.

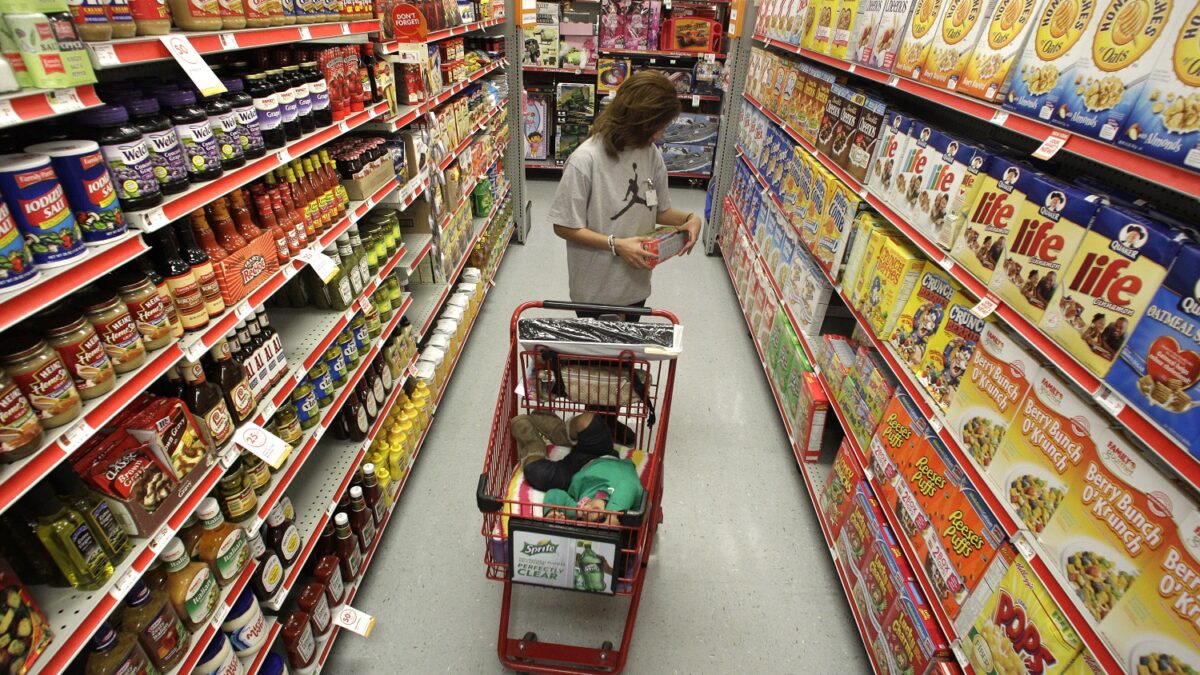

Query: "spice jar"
left=42, top=310, right=116, bottom=399
left=0, top=370, right=42, bottom=462
left=0, top=336, right=82, bottom=428
left=113, top=270, right=173, bottom=350
left=80, top=290, right=147, bottom=373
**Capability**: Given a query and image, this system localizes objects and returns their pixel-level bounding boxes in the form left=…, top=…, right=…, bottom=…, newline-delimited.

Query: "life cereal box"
left=868, top=111, right=914, bottom=203
left=1040, top=204, right=1183, bottom=377
left=963, top=555, right=1085, bottom=675
left=989, top=175, right=1104, bottom=325
left=1114, top=2, right=1200, bottom=172
left=832, top=0, right=866, bottom=58
left=890, top=263, right=960, bottom=373
left=919, top=0, right=1000, bottom=90
left=862, top=0, right=920, bottom=70
left=957, top=0, right=1045, bottom=101
left=815, top=181, right=870, bottom=279
left=862, top=236, right=926, bottom=339
left=891, top=119, right=939, bottom=224
left=1047, top=0, right=1185, bottom=142
left=867, top=392, right=933, bottom=510
left=999, top=0, right=1100, bottom=121
left=918, top=291, right=989, bottom=411
left=822, top=440, right=866, bottom=537
left=946, top=323, right=1042, bottom=469
left=1108, top=242, right=1200, bottom=458
left=911, top=131, right=986, bottom=248
left=941, top=143, right=998, bottom=256
left=948, top=154, right=1034, bottom=286
left=893, top=0, right=952, bottom=79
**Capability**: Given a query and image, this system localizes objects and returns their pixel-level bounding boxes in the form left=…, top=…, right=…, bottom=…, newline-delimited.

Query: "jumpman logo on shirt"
left=611, top=162, right=651, bottom=220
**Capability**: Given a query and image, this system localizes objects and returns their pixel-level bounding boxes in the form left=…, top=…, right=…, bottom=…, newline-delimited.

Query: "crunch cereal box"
left=999, top=0, right=1099, bottom=121
left=861, top=0, right=919, bottom=70
left=957, top=0, right=1045, bottom=101
left=889, top=263, right=960, bottom=373
left=1040, top=204, right=1183, bottom=377
left=919, top=0, right=1000, bottom=90
left=862, top=236, right=925, bottom=339
left=949, top=154, right=1034, bottom=286
left=918, top=291, right=989, bottom=411
left=892, top=0, right=952, bottom=79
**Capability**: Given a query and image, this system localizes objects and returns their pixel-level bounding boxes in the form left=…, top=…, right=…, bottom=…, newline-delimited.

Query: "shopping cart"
left=477, top=300, right=682, bottom=674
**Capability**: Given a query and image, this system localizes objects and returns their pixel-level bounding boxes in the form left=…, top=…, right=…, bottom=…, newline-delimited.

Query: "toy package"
left=596, top=57, right=629, bottom=92
left=661, top=143, right=714, bottom=175
left=555, top=122, right=591, bottom=161
left=556, top=82, right=596, bottom=119
left=524, top=90, right=553, bottom=160
left=660, top=16, right=721, bottom=52
left=662, top=112, right=720, bottom=145
left=523, top=25, right=561, bottom=66
left=599, top=0, right=662, bottom=50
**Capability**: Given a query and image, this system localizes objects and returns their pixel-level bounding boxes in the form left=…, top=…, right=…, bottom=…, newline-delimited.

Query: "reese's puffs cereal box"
left=868, top=392, right=933, bottom=509
left=1040, top=204, right=1183, bottom=377
left=822, top=440, right=866, bottom=537
left=893, top=0, right=951, bottom=78
left=956, top=0, right=1044, bottom=101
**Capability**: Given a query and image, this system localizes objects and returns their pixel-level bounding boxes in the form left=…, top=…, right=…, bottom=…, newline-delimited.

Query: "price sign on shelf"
left=159, top=35, right=226, bottom=97
left=334, top=605, right=376, bottom=637
left=149, top=525, right=173, bottom=555
left=970, top=293, right=999, bottom=320
left=1094, top=384, right=1127, bottom=416
left=59, top=420, right=94, bottom=452
left=143, top=207, right=170, bottom=231
left=297, top=247, right=340, bottom=283
left=108, top=568, right=140, bottom=600
left=47, top=88, right=83, bottom=114
left=1032, top=130, right=1070, bottom=160
left=184, top=336, right=209, bottom=362
left=91, top=43, right=119, bottom=66
left=234, top=299, right=255, bottom=320
left=218, top=32, right=239, bottom=49
left=234, top=423, right=292, bottom=469
left=298, top=26, right=312, bottom=39
left=0, top=100, right=19, bottom=127
left=991, top=110, right=1009, bottom=126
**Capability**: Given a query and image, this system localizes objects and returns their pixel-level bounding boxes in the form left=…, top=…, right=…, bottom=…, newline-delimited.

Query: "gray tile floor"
left=323, top=180, right=870, bottom=673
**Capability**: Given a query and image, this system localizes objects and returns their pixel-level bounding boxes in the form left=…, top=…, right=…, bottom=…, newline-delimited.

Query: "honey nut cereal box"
left=847, top=0, right=885, bottom=62
left=815, top=181, right=870, bottom=279
left=863, top=235, right=926, bottom=339
left=886, top=580, right=954, bottom=675
left=949, top=154, right=1036, bottom=287
left=868, top=392, right=932, bottom=512
left=822, top=440, right=866, bottom=537
left=802, top=167, right=835, bottom=252
left=999, top=0, right=1100, bottom=121
left=837, top=485, right=888, bottom=573
left=890, top=263, right=960, bottom=373
left=957, top=0, right=1046, bottom=101
left=1040, top=204, right=1183, bottom=377
left=893, top=0, right=953, bottom=78
left=864, top=0, right=921, bottom=70
left=989, top=175, right=1104, bottom=326
left=832, top=0, right=866, bottom=58
left=919, top=0, right=1001, bottom=90
left=1108, top=242, right=1200, bottom=458
left=867, top=111, right=915, bottom=203
left=918, top=290, right=989, bottom=412
left=947, top=323, right=1042, bottom=470
left=964, top=555, right=1085, bottom=675
left=1114, top=1, right=1200, bottom=172
left=1047, top=0, right=1185, bottom=142
left=914, top=131, right=988, bottom=249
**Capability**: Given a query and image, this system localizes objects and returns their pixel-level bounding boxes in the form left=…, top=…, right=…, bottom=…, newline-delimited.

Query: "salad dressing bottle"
left=160, top=537, right=220, bottom=631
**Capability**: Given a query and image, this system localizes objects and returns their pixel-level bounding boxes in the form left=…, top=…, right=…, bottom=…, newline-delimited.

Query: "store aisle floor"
left=324, top=181, right=870, bottom=673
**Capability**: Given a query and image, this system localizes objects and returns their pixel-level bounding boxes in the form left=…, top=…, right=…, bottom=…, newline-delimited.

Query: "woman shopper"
left=548, top=71, right=702, bottom=320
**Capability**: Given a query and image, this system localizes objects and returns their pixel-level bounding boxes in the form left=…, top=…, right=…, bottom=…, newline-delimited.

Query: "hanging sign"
left=390, top=3, right=429, bottom=41
left=159, top=35, right=226, bottom=97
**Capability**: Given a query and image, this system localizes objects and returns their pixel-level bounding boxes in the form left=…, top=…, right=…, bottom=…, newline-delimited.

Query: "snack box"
left=889, top=263, right=960, bottom=373
left=956, top=0, right=1045, bottom=101
left=822, top=440, right=867, bottom=535
left=859, top=0, right=918, bottom=70
left=837, top=485, right=888, bottom=573
left=1040, top=204, right=1183, bottom=377
left=831, top=0, right=865, bottom=58
left=861, top=235, right=925, bottom=339
left=918, top=290, right=989, bottom=411
left=867, top=111, right=914, bottom=208
left=892, top=0, right=952, bottom=78
left=847, top=0, right=885, bottom=62
left=948, top=153, right=1034, bottom=286
left=867, top=392, right=932, bottom=507
left=998, top=0, right=1099, bottom=121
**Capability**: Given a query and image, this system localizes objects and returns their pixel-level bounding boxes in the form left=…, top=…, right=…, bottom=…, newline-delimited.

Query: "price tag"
left=59, top=419, right=95, bottom=452
left=108, top=568, right=140, bottom=599
left=91, top=43, right=119, bottom=66
left=937, top=256, right=955, bottom=272
left=847, top=63, right=856, bottom=73
left=258, top=398, right=278, bottom=422
left=218, top=32, right=239, bottom=49
left=649, top=58, right=657, bottom=64
left=829, top=545, right=838, bottom=562
left=951, top=642, right=970, bottom=667
left=144, top=207, right=170, bottom=231
left=339, top=120, right=349, bottom=133
left=297, top=247, right=340, bottom=283
left=929, top=417, right=943, bottom=434
left=275, top=148, right=291, bottom=163
left=334, top=605, right=377, bottom=637
left=184, top=336, right=209, bottom=362
left=47, top=88, right=83, bottom=114
left=691, top=94, right=700, bottom=107
left=282, top=263, right=298, bottom=280
left=1032, top=130, right=1070, bottom=160
left=246, top=515, right=264, bottom=537
left=1094, top=384, right=1127, bottom=416
left=219, top=446, right=239, bottom=468
left=149, top=525, right=173, bottom=555
left=158, top=35, right=226, bottom=97
left=1013, top=531, right=1037, bottom=559
left=991, top=109, right=1009, bottom=125
left=293, top=368, right=304, bottom=384
left=969, top=293, right=999, bottom=319
left=0, top=100, right=18, bottom=127
left=888, top=75, right=899, bottom=87
left=235, top=299, right=254, bottom=320
left=298, top=26, right=312, bottom=39
left=234, top=423, right=292, bottom=469
left=340, top=23, right=350, bottom=35
left=705, top=52, right=715, bottom=63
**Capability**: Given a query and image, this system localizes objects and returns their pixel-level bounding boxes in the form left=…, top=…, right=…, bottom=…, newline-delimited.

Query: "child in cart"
left=511, top=412, right=644, bottom=526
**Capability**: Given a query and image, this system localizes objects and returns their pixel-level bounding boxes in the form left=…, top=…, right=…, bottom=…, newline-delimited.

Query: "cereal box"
left=957, top=0, right=1045, bottom=101
left=832, top=0, right=866, bottom=58
left=1108, top=242, right=1200, bottom=458
left=919, top=291, right=988, bottom=411
left=1047, top=0, right=1185, bottom=142
left=1040, top=204, right=1183, bottom=377
left=848, top=225, right=898, bottom=311
left=787, top=237, right=834, bottom=336
left=919, top=0, right=1000, bottom=90
left=842, top=213, right=889, bottom=304
left=844, top=93, right=888, bottom=184
left=962, top=555, right=1085, bottom=675
left=884, top=583, right=953, bottom=675
left=867, top=392, right=933, bottom=507
left=811, top=0, right=840, bottom=52
left=893, top=0, right=952, bottom=79
left=864, top=0, right=920, bottom=70
left=822, top=440, right=866, bottom=536
left=889, top=120, right=939, bottom=225
left=862, top=236, right=926, bottom=339
left=817, top=83, right=853, bottom=159
left=837, top=486, right=887, bottom=572
left=989, top=175, right=1103, bottom=325
left=999, top=0, right=1099, bottom=121
left=858, top=531, right=911, bottom=626
left=807, top=66, right=841, bottom=144
left=815, top=181, right=870, bottom=278
left=913, top=131, right=987, bottom=249
left=949, top=154, right=1034, bottom=286
left=940, top=142, right=998, bottom=255
left=947, top=323, right=1042, bottom=469
left=831, top=88, right=873, bottom=173
left=867, top=111, right=913, bottom=202
left=848, top=0, right=886, bottom=61
left=1114, top=4, right=1200, bottom=171
left=802, top=167, right=834, bottom=252
left=890, top=263, right=960, bottom=373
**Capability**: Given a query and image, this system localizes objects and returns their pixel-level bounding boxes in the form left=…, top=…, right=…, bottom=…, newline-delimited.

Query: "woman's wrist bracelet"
left=608, top=234, right=616, bottom=256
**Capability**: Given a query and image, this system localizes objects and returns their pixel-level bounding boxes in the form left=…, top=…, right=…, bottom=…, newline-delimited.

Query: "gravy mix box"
left=956, top=0, right=1045, bottom=101
left=892, top=0, right=952, bottom=79
left=989, top=175, right=1103, bottom=325
left=948, top=154, right=1033, bottom=286
left=919, top=0, right=999, bottom=90
left=946, top=323, right=1042, bottom=469
left=1048, top=0, right=1185, bottom=142
left=848, top=0, right=886, bottom=62
left=1108, top=242, right=1200, bottom=457
left=1040, top=204, right=1183, bottom=377
left=862, top=0, right=920, bottom=70
left=868, top=111, right=914, bottom=203
left=822, top=440, right=866, bottom=537
left=867, top=392, right=933, bottom=509
left=814, top=182, right=870, bottom=279
left=999, top=0, right=1099, bottom=120
left=862, top=236, right=926, bottom=339
left=890, top=263, right=960, bottom=373
left=832, top=0, right=866, bottom=58
left=918, top=290, right=989, bottom=411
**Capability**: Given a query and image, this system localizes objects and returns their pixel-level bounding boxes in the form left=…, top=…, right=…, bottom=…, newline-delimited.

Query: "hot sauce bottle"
left=189, top=208, right=230, bottom=262
left=229, top=189, right=265, bottom=244
left=148, top=229, right=208, bottom=333
left=206, top=198, right=250, bottom=252
left=250, top=184, right=295, bottom=259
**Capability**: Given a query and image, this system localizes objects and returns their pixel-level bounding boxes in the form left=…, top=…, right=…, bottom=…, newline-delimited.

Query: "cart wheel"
left=599, top=641, right=614, bottom=663
left=514, top=632, right=537, bottom=667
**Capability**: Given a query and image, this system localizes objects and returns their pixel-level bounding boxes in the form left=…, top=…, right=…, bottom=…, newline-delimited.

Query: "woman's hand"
left=680, top=213, right=702, bottom=255
left=614, top=236, right=658, bottom=269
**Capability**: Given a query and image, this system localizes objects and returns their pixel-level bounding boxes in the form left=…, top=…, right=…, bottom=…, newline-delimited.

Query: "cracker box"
left=962, top=555, right=1085, bottom=675
left=822, top=440, right=866, bottom=535
left=863, top=0, right=920, bottom=70
left=890, top=119, right=938, bottom=225
left=949, top=154, right=1033, bottom=286
left=1040, top=204, right=1183, bottom=377
left=1107, top=242, right=1200, bottom=457
left=815, top=181, right=870, bottom=279
left=919, top=0, right=999, bottom=90
left=867, top=111, right=914, bottom=206
left=832, top=0, right=866, bottom=58
left=919, top=292, right=990, bottom=412
left=999, top=0, right=1099, bottom=121
left=893, top=0, right=952, bottom=78
left=867, top=392, right=933, bottom=508
left=884, top=583, right=954, bottom=675
left=990, top=176, right=1103, bottom=325
left=848, top=0, right=886, bottom=62
left=863, top=236, right=926, bottom=341
left=957, top=0, right=1044, bottom=101
left=890, top=263, right=960, bottom=372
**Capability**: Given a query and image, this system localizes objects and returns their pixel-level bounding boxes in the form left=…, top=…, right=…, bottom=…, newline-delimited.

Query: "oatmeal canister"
left=25, top=140, right=128, bottom=245
left=0, top=200, right=38, bottom=292
left=0, top=153, right=88, bottom=268
left=0, top=334, right=82, bottom=429
left=0, top=370, right=42, bottom=462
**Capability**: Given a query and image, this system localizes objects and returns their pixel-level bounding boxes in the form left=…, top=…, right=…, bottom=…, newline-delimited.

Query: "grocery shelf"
left=419, top=58, right=509, bottom=117
left=0, top=232, right=148, bottom=333
left=521, top=65, right=598, bottom=75
left=126, top=100, right=391, bottom=231
left=359, top=103, right=421, bottom=134
left=401, top=232, right=434, bottom=274
left=436, top=98, right=509, bottom=172
left=598, top=48, right=725, bottom=61
left=752, top=34, right=1200, bottom=199
left=375, top=16, right=504, bottom=53
left=0, top=85, right=102, bottom=128
left=524, top=161, right=563, bottom=170
left=84, top=21, right=382, bottom=69
left=679, top=92, right=721, bottom=102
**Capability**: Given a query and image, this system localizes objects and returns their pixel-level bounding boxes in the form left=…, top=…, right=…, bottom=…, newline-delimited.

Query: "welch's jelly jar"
left=0, top=153, right=88, bottom=269
left=158, top=89, right=223, bottom=183
left=25, top=140, right=128, bottom=245
left=82, top=105, right=163, bottom=212
left=127, top=98, right=190, bottom=195
left=0, top=201, right=38, bottom=292
left=221, top=78, right=265, bottom=160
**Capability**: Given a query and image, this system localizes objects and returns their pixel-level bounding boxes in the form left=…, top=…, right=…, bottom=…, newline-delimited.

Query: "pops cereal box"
left=946, top=323, right=1042, bottom=469
left=918, top=291, right=989, bottom=411
left=868, top=111, right=914, bottom=202
left=949, top=154, right=1034, bottom=286
left=893, top=0, right=952, bottom=78
left=989, top=175, right=1104, bottom=325
left=832, top=0, right=867, bottom=58
left=862, top=236, right=926, bottom=339
left=1108, top=242, right=1200, bottom=458
left=1040, top=204, right=1183, bottom=377
left=999, top=0, right=1100, bottom=121
left=863, top=0, right=920, bottom=70
left=919, top=0, right=1000, bottom=90
left=890, top=263, right=960, bottom=373
left=956, top=0, right=1045, bottom=101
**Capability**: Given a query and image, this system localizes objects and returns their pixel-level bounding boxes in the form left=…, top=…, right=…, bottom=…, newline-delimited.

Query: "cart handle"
left=514, top=300, right=681, bottom=325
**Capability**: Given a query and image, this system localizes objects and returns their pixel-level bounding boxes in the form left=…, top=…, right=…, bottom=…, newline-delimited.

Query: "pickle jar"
left=308, top=364, right=334, bottom=408
left=0, top=370, right=43, bottom=462
left=0, top=336, right=82, bottom=429
left=337, top=331, right=359, bottom=370
left=114, top=271, right=174, bottom=351
left=372, top=286, right=392, bottom=321
left=323, top=346, right=347, bottom=388
left=272, top=402, right=303, bottom=444
left=217, top=458, right=258, bottom=523
left=363, top=299, right=382, bottom=338
left=291, top=383, right=320, bottom=430
left=42, top=309, right=117, bottom=400
left=243, top=454, right=271, bottom=495
left=80, top=291, right=147, bottom=373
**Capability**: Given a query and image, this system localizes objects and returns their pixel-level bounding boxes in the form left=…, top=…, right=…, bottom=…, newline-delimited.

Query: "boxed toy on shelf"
left=599, top=0, right=662, bottom=50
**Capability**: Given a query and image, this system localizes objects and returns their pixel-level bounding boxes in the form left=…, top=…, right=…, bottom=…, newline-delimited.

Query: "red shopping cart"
left=477, top=300, right=681, bottom=674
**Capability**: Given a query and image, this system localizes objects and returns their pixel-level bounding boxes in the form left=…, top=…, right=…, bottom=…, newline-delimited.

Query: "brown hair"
left=591, top=71, right=682, bottom=158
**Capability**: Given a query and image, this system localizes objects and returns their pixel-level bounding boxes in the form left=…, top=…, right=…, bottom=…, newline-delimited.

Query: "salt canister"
left=0, top=153, right=87, bottom=268
left=25, top=140, right=127, bottom=245
left=0, top=200, right=38, bottom=292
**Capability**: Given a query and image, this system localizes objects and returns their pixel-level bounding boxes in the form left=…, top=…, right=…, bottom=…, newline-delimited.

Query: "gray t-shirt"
left=548, top=136, right=672, bottom=306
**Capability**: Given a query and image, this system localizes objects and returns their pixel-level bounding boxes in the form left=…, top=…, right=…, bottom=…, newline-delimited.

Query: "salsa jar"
left=80, top=290, right=147, bottom=373
left=42, top=309, right=116, bottom=399
left=0, top=370, right=42, bottom=462
left=114, top=270, right=173, bottom=351
left=0, top=335, right=82, bottom=428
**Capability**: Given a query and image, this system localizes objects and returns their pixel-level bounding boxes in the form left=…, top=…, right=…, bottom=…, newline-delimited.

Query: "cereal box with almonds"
left=1107, top=242, right=1200, bottom=459
left=867, top=111, right=915, bottom=205
left=1114, top=2, right=1200, bottom=171
left=1040, top=203, right=1183, bottom=377
left=892, top=0, right=952, bottom=78
left=999, top=0, right=1100, bottom=121
left=862, top=0, right=920, bottom=70
left=957, top=0, right=1045, bottom=101
left=919, top=0, right=1000, bottom=90
left=948, top=154, right=1035, bottom=287
left=918, top=291, right=989, bottom=412
left=889, top=263, right=960, bottom=373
